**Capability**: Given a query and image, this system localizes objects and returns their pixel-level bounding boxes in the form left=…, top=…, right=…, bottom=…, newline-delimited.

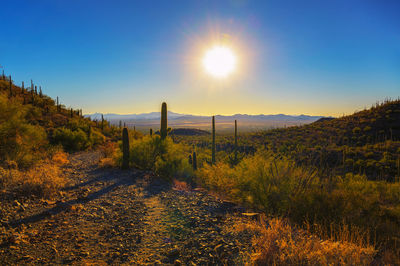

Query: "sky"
left=0, top=0, right=399, bottom=116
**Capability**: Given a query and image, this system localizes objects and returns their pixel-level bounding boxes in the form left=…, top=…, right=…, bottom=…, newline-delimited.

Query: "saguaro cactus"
left=87, top=125, right=92, bottom=138
left=119, top=120, right=122, bottom=129
left=212, top=116, right=216, bottom=165
left=234, top=119, right=238, bottom=163
left=150, top=128, right=153, bottom=136
left=70, top=108, right=73, bottom=118
left=9, top=75, right=12, bottom=97
left=192, top=151, right=197, bottom=170
left=21, top=81, right=24, bottom=93
left=160, top=102, right=168, bottom=140
left=56, top=96, right=59, bottom=112
left=101, top=114, right=104, bottom=131
left=122, top=127, right=130, bottom=169
left=39, top=86, right=42, bottom=97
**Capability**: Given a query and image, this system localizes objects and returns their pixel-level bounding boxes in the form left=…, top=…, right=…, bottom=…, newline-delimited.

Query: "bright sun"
left=202, top=46, right=237, bottom=78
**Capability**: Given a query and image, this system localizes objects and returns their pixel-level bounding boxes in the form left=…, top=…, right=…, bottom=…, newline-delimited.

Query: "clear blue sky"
left=1, top=0, right=399, bottom=116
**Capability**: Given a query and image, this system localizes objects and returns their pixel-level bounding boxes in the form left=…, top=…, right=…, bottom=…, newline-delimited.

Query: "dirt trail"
left=0, top=151, right=253, bottom=265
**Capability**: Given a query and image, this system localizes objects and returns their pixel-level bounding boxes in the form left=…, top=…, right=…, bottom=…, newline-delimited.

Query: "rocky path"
left=0, top=152, right=253, bottom=265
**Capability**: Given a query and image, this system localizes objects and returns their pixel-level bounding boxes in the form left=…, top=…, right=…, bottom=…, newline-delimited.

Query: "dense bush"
left=0, top=93, right=47, bottom=168
left=117, top=134, right=192, bottom=180
left=53, top=128, right=90, bottom=152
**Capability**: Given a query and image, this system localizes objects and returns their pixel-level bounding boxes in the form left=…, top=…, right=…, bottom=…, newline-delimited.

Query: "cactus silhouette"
left=21, top=81, right=24, bottom=93
left=193, top=151, right=197, bottom=170
left=9, top=75, right=12, bottom=97
left=160, top=102, right=168, bottom=140
left=101, top=114, right=104, bottom=132
left=39, top=86, right=42, bottom=97
left=122, top=127, right=130, bottom=169
left=234, top=119, right=238, bottom=163
left=212, top=116, right=216, bottom=164
left=150, top=128, right=153, bottom=136
left=87, top=125, right=92, bottom=138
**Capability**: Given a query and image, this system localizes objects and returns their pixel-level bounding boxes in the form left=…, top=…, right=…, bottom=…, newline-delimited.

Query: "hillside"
left=0, top=74, right=114, bottom=168
left=252, top=99, right=400, bottom=181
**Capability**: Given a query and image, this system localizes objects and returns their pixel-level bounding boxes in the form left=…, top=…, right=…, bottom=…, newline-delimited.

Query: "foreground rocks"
left=0, top=151, right=253, bottom=265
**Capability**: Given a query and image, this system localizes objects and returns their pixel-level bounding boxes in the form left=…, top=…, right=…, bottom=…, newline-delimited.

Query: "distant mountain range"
left=86, top=111, right=330, bottom=132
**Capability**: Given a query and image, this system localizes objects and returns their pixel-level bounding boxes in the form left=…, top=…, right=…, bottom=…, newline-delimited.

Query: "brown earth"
left=0, top=151, right=254, bottom=265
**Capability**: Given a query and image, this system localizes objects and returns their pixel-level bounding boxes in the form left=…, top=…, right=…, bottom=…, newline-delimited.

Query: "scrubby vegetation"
left=196, top=151, right=400, bottom=261
left=129, top=99, right=400, bottom=263
left=2, top=71, right=399, bottom=263
left=0, top=73, right=115, bottom=199
left=231, top=217, right=376, bottom=265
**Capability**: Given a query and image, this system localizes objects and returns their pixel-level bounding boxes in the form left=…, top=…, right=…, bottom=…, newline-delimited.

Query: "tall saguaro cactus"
left=101, top=114, right=104, bottom=132
left=9, top=75, right=12, bottom=97
left=150, top=128, right=153, bottom=136
left=234, top=119, right=238, bottom=163
left=212, top=116, right=216, bottom=165
left=193, top=150, right=197, bottom=170
left=160, top=102, right=168, bottom=140
left=21, top=81, right=24, bottom=93
left=122, top=127, right=130, bottom=169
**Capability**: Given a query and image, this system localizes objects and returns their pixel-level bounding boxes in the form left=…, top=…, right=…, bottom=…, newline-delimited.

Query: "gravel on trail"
left=0, top=151, right=254, bottom=265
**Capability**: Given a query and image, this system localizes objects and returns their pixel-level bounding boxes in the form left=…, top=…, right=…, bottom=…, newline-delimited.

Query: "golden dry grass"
left=98, top=157, right=116, bottom=168
left=172, top=179, right=191, bottom=191
left=0, top=162, right=67, bottom=199
left=51, top=151, right=69, bottom=165
left=231, top=217, right=376, bottom=265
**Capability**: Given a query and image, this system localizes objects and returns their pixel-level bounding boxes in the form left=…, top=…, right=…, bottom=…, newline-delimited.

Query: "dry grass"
left=0, top=162, right=67, bottom=199
left=172, top=179, right=191, bottom=191
left=98, top=157, right=116, bottom=168
left=99, top=142, right=117, bottom=158
left=231, top=217, right=376, bottom=265
left=51, top=151, right=69, bottom=165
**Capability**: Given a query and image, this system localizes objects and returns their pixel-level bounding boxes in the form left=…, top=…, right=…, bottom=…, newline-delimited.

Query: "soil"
left=0, top=151, right=254, bottom=265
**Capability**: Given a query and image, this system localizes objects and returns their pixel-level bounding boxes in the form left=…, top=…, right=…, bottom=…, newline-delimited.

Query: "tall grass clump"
left=198, top=150, right=318, bottom=215
left=231, top=217, right=376, bottom=265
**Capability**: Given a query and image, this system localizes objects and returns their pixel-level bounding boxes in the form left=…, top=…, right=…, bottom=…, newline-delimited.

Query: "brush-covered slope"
left=253, top=99, right=400, bottom=181
left=0, top=75, right=113, bottom=168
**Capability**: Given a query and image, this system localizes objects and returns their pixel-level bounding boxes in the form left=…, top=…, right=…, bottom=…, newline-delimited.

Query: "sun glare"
left=202, top=46, right=237, bottom=78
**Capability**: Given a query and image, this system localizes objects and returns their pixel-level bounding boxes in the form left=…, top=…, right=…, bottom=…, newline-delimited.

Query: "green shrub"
left=121, top=135, right=192, bottom=180
left=0, top=93, right=47, bottom=168
left=53, top=127, right=90, bottom=152
left=196, top=152, right=400, bottom=252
